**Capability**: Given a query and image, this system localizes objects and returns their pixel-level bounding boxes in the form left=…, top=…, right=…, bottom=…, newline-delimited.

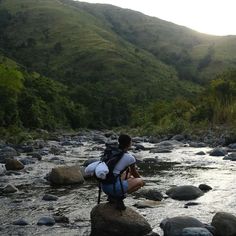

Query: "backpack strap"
left=97, top=181, right=102, bottom=204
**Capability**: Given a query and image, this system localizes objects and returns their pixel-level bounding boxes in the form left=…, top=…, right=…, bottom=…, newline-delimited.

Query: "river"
left=0, top=136, right=235, bottom=235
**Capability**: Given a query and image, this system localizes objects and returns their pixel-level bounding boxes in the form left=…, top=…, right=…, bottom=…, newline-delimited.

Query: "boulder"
left=223, top=153, right=236, bottom=161
left=211, top=212, right=236, bottom=236
left=198, top=184, right=212, bottom=192
left=196, top=151, right=206, bottom=155
left=134, top=200, right=161, bottom=209
left=160, top=216, right=206, bottom=236
left=228, top=143, right=236, bottom=149
left=189, top=142, right=207, bottom=148
left=90, top=203, right=152, bottom=236
left=182, top=227, right=213, bottom=236
left=48, top=165, right=84, bottom=185
left=142, top=157, right=159, bottom=163
left=209, top=148, right=227, bottom=157
left=37, top=216, right=55, bottom=226
left=0, top=146, right=18, bottom=163
left=0, top=164, right=6, bottom=175
left=133, top=188, right=163, bottom=201
left=166, top=185, right=204, bottom=200
left=13, top=219, right=29, bottom=226
left=5, top=159, right=24, bottom=171
left=42, top=194, right=58, bottom=201
left=2, top=184, right=18, bottom=193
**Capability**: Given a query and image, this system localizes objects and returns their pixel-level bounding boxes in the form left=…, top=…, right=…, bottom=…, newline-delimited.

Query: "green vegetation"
left=0, top=0, right=235, bottom=140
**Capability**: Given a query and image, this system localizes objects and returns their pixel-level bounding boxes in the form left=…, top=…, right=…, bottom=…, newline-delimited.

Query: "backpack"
left=100, top=145, right=125, bottom=184
left=84, top=145, right=125, bottom=182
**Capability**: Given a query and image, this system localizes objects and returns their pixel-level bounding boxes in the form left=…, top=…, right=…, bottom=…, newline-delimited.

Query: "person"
left=101, top=134, right=144, bottom=210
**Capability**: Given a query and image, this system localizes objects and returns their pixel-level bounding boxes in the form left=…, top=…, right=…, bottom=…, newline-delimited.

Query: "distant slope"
left=71, top=0, right=236, bottom=83
left=0, top=0, right=200, bottom=99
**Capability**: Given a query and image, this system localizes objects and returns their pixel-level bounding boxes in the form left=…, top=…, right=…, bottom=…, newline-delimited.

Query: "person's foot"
left=107, top=195, right=116, bottom=204
left=116, top=199, right=126, bottom=211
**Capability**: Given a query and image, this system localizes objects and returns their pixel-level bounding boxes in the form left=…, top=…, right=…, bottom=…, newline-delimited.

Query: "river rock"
left=160, top=216, right=206, bottom=236
left=196, top=151, right=206, bottom=155
left=0, top=164, right=6, bottom=175
left=143, top=157, right=158, bottom=163
left=13, top=219, right=29, bottom=226
left=42, top=194, right=58, bottom=201
left=134, top=200, right=161, bottom=209
left=53, top=214, right=69, bottom=223
left=211, top=212, right=236, bottom=236
left=189, top=142, right=207, bottom=148
left=31, top=152, right=42, bottom=160
left=150, top=147, right=172, bottom=153
left=2, top=184, right=18, bottom=193
left=209, top=148, right=227, bottom=156
left=133, top=188, right=163, bottom=201
left=20, top=158, right=35, bottom=165
left=223, top=153, right=236, bottom=161
left=48, top=165, right=84, bottom=185
left=37, top=216, right=55, bottom=226
left=198, top=184, right=212, bottom=192
left=182, top=227, right=213, bottom=236
left=5, top=159, right=24, bottom=171
left=166, top=185, right=204, bottom=200
left=90, top=203, right=152, bottom=236
left=228, top=143, right=236, bottom=149
left=49, top=145, right=63, bottom=155
left=0, top=146, right=18, bottom=163
left=171, top=135, right=185, bottom=141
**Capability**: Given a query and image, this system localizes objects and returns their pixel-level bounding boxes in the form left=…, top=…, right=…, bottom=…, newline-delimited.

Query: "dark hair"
left=118, top=134, right=131, bottom=150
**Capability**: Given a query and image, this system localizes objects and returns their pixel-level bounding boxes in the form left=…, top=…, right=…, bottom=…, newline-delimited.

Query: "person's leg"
left=127, top=178, right=144, bottom=193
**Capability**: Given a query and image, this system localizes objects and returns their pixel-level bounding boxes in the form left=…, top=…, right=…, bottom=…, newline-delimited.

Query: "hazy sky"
left=80, top=0, right=236, bottom=36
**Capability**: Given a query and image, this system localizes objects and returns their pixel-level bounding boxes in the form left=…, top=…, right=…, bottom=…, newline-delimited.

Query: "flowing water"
left=0, top=139, right=236, bottom=236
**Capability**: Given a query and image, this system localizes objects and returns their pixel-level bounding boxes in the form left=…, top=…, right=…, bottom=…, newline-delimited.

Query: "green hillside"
left=73, top=1, right=236, bottom=83
left=0, top=0, right=235, bottom=135
left=0, top=51, right=88, bottom=134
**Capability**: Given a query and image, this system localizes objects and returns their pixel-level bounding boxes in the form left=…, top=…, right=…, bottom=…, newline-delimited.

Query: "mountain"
left=0, top=0, right=235, bottom=132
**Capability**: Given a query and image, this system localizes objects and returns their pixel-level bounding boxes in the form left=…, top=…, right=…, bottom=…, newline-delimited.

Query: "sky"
left=80, top=0, right=236, bottom=36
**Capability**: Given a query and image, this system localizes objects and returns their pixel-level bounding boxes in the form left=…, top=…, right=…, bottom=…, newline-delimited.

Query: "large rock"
left=5, top=159, right=24, bottom=171
left=160, top=216, right=206, bottom=236
left=211, top=212, right=236, bottom=236
left=0, top=146, right=18, bottom=163
left=209, top=148, right=227, bottom=157
left=166, top=185, right=204, bottom=200
left=133, top=188, right=163, bottom=201
left=182, top=227, right=213, bottom=236
left=48, top=165, right=84, bottom=185
left=90, top=203, right=152, bottom=236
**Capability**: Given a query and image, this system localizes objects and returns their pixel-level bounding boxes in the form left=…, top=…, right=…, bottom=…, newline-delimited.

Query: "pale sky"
left=80, top=0, right=236, bottom=36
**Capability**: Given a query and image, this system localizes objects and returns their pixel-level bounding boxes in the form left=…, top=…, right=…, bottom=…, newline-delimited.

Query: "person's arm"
left=129, top=163, right=141, bottom=178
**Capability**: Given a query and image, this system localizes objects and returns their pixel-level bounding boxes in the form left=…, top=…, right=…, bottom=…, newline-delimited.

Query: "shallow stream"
left=0, top=140, right=236, bottom=236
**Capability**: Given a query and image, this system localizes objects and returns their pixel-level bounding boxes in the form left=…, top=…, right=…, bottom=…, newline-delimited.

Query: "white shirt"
left=113, top=153, right=136, bottom=175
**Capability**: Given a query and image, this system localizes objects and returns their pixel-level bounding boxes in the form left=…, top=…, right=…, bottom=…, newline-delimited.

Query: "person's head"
left=118, top=134, right=132, bottom=150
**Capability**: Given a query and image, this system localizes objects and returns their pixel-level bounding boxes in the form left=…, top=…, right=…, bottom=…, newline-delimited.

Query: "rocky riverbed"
left=0, top=130, right=236, bottom=236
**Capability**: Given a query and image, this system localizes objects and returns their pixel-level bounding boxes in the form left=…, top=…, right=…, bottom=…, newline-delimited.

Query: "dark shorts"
left=101, top=179, right=128, bottom=197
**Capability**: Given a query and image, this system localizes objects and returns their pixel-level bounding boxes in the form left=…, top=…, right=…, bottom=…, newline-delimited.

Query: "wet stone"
left=37, top=216, right=55, bottom=226
left=199, top=184, right=212, bottom=192
left=42, top=194, right=58, bottom=201
left=2, top=184, right=18, bottom=193
left=13, top=219, right=29, bottom=226
left=53, top=215, right=69, bottom=223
